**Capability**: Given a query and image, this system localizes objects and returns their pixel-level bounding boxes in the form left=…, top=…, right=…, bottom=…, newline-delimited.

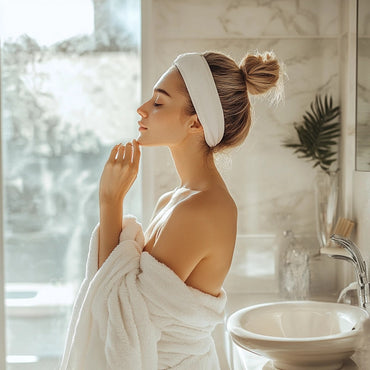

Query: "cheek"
left=149, top=104, right=188, bottom=134
left=153, top=106, right=182, bottom=125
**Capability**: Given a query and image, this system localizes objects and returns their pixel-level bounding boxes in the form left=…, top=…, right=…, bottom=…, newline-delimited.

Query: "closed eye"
left=154, top=102, right=162, bottom=107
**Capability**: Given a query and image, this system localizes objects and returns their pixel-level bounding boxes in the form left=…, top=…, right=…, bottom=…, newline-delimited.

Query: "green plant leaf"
left=282, top=94, right=340, bottom=174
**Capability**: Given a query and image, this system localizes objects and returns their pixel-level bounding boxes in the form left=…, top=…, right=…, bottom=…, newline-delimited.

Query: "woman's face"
left=136, top=67, right=196, bottom=147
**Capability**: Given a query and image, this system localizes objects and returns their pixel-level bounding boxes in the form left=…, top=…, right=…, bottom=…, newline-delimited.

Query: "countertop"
left=235, top=348, right=365, bottom=370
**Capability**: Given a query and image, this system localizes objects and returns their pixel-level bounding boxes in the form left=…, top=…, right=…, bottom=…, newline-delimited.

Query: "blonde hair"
left=181, top=50, right=283, bottom=152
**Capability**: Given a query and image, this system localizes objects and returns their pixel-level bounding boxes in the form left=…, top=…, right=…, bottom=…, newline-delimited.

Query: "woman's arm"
left=98, top=140, right=141, bottom=268
left=98, top=202, right=123, bottom=268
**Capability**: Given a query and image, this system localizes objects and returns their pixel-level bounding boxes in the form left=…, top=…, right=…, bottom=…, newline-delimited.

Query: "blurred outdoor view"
left=0, top=0, right=141, bottom=368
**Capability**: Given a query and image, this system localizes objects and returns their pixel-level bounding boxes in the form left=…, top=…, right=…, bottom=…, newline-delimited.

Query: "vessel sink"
left=227, top=301, right=369, bottom=370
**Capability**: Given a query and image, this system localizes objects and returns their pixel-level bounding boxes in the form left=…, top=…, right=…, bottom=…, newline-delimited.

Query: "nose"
left=137, top=103, right=148, bottom=118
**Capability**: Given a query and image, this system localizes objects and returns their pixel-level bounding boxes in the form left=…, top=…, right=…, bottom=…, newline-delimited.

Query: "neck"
left=169, top=141, right=221, bottom=191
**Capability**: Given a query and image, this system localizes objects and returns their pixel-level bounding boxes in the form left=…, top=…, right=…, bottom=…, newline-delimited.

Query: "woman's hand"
left=99, top=140, right=141, bottom=205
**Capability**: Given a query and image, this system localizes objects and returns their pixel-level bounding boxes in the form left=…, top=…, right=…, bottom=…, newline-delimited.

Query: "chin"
left=136, top=135, right=161, bottom=147
left=136, top=132, right=177, bottom=147
left=136, top=133, right=147, bottom=146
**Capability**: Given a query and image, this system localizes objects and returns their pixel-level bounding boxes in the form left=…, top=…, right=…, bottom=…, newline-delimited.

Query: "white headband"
left=173, top=53, right=224, bottom=147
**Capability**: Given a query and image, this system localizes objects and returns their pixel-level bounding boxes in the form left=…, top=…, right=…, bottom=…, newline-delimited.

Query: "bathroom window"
left=0, top=0, right=141, bottom=368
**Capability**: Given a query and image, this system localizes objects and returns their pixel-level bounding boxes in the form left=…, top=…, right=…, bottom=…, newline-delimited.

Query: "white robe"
left=60, top=216, right=227, bottom=370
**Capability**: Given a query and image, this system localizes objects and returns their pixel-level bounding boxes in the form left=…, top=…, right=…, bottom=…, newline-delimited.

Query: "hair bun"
left=239, top=51, right=280, bottom=96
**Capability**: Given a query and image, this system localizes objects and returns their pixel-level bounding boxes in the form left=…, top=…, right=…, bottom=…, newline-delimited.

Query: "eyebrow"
left=154, top=88, right=171, bottom=98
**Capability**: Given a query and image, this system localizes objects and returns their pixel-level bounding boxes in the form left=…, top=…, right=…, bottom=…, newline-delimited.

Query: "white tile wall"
left=153, top=0, right=339, bottom=39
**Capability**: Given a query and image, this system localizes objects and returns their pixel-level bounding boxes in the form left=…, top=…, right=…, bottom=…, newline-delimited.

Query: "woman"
left=61, top=51, right=282, bottom=370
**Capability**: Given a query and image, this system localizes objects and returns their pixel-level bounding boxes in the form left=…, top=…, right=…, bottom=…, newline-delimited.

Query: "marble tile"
left=153, top=0, right=339, bottom=39
left=356, top=123, right=370, bottom=170
left=338, top=16, right=357, bottom=220
left=153, top=37, right=339, bottom=96
left=357, top=38, right=370, bottom=171
left=358, top=0, right=370, bottom=36
left=353, top=172, right=370, bottom=262
left=357, top=38, right=370, bottom=110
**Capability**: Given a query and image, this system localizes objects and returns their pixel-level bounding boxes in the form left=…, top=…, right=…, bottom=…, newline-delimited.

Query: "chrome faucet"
left=329, top=234, right=369, bottom=311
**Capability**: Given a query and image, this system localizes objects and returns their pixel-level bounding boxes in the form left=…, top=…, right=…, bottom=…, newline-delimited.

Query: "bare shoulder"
left=178, top=188, right=237, bottom=295
left=149, top=186, right=237, bottom=286
left=180, top=187, right=237, bottom=236
left=160, top=186, right=238, bottom=250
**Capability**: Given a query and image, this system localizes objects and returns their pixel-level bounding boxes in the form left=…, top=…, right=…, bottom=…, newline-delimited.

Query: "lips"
left=138, top=122, right=148, bottom=130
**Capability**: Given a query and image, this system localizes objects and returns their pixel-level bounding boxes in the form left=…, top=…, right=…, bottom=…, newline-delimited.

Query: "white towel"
left=60, top=216, right=227, bottom=370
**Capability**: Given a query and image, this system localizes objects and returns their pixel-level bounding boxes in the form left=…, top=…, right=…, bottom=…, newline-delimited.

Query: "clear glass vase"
left=314, top=170, right=339, bottom=249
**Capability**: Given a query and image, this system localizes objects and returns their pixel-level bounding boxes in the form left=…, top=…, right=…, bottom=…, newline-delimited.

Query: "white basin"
left=227, top=301, right=369, bottom=370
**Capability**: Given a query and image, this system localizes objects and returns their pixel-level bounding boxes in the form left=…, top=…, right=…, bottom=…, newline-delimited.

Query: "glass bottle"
left=279, top=230, right=310, bottom=300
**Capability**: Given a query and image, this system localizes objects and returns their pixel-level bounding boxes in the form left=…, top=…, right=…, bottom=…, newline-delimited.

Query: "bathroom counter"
left=236, top=350, right=361, bottom=370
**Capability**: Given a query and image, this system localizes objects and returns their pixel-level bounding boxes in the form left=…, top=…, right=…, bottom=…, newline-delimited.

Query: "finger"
left=132, top=140, right=141, bottom=169
left=123, top=142, right=133, bottom=164
left=108, top=144, right=120, bottom=162
left=116, top=144, right=125, bottom=162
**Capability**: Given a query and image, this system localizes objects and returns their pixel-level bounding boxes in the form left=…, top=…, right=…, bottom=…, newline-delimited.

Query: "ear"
left=187, top=114, right=203, bottom=134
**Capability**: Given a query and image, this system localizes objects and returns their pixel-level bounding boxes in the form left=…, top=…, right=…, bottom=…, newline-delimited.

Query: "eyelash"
left=154, top=102, right=162, bottom=107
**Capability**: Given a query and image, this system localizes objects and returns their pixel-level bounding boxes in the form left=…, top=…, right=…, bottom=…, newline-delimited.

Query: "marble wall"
left=142, top=0, right=342, bottom=295
left=356, top=0, right=370, bottom=171
left=354, top=0, right=370, bottom=270
left=338, top=0, right=357, bottom=290
left=339, top=0, right=370, bottom=289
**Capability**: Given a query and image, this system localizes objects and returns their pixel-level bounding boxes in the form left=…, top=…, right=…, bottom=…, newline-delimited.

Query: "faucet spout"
left=329, top=234, right=369, bottom=311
